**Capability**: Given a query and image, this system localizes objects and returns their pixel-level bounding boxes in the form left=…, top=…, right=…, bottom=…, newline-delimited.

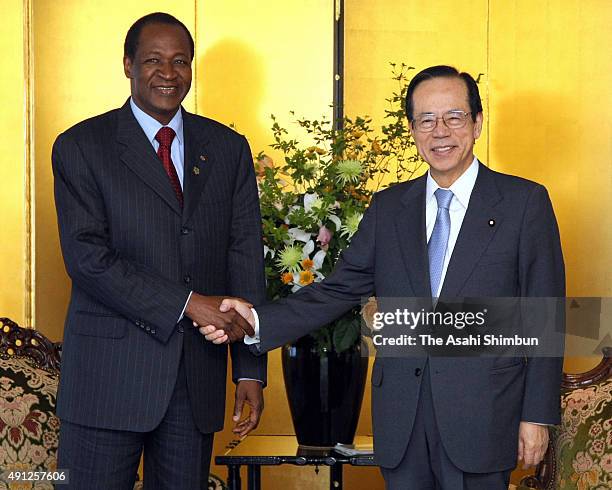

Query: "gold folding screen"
left=1, top=1, right=610, bottom=489
left=0, top=0, right=28, bottom=324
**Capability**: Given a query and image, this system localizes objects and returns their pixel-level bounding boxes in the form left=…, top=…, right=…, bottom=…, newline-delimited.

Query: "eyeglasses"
left=412, top=110, right=472, bottom=132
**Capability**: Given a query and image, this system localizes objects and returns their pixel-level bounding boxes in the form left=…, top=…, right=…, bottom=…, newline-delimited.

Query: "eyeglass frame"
left=411, top=110, right=473, bottom=133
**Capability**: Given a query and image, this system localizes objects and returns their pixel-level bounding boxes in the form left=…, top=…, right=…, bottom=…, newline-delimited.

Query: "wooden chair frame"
left=0, top=317, right=62, bottom=373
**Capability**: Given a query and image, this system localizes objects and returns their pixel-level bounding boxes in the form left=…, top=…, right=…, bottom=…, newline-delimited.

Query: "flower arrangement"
left=255, top=64, right=423, bottom=352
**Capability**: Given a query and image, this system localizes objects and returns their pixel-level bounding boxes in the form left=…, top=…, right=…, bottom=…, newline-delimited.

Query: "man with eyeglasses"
left=201, top=65, right=565, bottom=489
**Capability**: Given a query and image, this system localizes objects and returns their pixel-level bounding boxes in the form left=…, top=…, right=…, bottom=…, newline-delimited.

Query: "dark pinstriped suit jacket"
left=52, top=100, right=266, bottom=434
left=254, top=164, right=564, bottom=472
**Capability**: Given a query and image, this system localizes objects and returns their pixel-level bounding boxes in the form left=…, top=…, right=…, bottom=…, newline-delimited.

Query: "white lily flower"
left=263, top=245, right=275, bottom=259
left=302, top=240, right=315, bottom=257
left=303, top=193, right=319, bottom=212
left=328, top=214, right=342, bottom=232
left=313, top=250, right=326, bottom=269
left=288, top=227, right=312, bottom=243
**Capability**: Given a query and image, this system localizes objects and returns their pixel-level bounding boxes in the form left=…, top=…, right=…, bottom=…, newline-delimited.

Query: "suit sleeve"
left=227, top=136, right=268, bottom=384
left=254, top=195, right=379, bottom=353
left=518, top=184, right=565, bottom=424
left=52, top=132, right=190, bottom=343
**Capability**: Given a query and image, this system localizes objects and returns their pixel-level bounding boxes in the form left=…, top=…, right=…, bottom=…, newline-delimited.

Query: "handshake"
left=184, top=292, right=255, bottom=344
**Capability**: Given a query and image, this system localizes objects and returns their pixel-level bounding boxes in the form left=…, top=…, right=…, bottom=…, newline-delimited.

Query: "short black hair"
left=405, top=65, right=482, bottom=122
left=124, top=12, right=194, bottom=61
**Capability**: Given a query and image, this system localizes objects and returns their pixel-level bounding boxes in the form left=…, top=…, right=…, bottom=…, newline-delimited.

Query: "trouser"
left=57, top=357, right=214, bottom=490
left=381, top=363, right=512, bottom=489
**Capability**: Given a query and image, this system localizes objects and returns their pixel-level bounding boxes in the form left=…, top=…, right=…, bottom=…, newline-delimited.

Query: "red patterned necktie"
left=155, top=127, right=184, bottom=208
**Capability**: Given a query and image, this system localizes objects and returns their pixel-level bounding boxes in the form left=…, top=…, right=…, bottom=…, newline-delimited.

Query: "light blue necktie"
left=428, top=189, right=454, bottom=297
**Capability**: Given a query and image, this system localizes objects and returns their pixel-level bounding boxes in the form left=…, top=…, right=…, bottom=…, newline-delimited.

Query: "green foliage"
left=255, top=64, right=423, bottom=353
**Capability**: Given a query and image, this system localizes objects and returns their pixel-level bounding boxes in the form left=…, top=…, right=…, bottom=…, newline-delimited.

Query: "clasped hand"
left=185, top=293, right=253, bottom=343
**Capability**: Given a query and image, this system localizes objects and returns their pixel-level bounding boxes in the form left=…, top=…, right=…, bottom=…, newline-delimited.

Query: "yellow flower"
left=299, top=270, right=314, bottom=285
left=371, top=139, right=382, bottom=154
left=281, top=272, right=294, bottom=285
left=255, top=155, right=274, bottom=177
left=301, top=258, right=314, bottom=270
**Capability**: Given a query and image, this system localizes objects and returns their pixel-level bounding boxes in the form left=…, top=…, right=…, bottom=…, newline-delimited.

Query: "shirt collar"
left=426, top=156, right=479, bottom=209
left=129, top=97, right=183, bottom=146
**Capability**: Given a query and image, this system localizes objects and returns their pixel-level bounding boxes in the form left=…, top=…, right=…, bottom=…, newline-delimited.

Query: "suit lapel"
left=439, top=163, right=504, bottom=297
left=116, top=101, right=182, bottom=216
left=395, top=175, right=431, bottom=298
left=182, top=110, right=214, bottom=224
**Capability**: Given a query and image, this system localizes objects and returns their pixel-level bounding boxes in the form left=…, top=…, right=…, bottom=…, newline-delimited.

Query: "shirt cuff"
left=178, top=291, right=193, bottom=322
left=237, top=378, right=264, bottom=384
left=244, top=308, right=260, bottom=345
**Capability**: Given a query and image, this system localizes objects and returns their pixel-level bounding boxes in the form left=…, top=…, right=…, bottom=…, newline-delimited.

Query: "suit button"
left=414, top=368, right=422, bottom=377
left=177, top=324, right=184, bottom=334
left=150, top=329, right=156, bottom=335
left=181, top=227, right=191, bottom=235
left=183, top=275, right=191, bottom=284
left=145, top=326, right=150, bottom=332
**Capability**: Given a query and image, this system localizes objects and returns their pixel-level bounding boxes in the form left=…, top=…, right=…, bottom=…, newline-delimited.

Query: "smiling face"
left=410, top=76, right=483, bottom=188
left=123, top=22, right=192, bottom=125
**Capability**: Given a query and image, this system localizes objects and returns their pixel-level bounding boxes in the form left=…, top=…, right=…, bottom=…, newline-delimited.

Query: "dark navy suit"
left=253, top=163, right=564, bottom=488
left=53, top=100, right=266, bottom=489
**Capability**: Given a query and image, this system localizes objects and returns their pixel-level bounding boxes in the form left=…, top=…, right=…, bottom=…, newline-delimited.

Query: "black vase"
left=281, top=335, right=368, bottom=447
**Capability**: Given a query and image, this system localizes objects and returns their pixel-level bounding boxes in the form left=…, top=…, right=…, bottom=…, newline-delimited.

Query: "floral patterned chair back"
left=0, top=317, right=62, bottom=489
left=521, top=347, right=612, bottom=489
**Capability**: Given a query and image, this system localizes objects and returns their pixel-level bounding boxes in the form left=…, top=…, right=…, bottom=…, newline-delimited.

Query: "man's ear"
left=123, top=56, right=133, bottom=79
left=473, top=112, right=483, bottom=140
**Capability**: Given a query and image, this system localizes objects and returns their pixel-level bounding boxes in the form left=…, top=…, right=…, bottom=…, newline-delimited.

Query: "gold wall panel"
left=195, top=3, right=333, bottom=487
left=195, top=1, right=334, bottom=162
left=345, top=0, right=489, bottom=173
left=489, top=0, right=612, bottom=298
left=0, top=0, right=27, bottom=325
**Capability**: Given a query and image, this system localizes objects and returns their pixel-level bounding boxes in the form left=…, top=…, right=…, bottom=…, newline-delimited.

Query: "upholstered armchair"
left=0, top=317, right=227, bottom=490
left=521, top=347, right=612, bottom=489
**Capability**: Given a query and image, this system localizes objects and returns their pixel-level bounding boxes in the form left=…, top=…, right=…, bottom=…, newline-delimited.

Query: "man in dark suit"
left=52, top=12, right=266, bottom=489
left=203, top=66, right=565, bottom=489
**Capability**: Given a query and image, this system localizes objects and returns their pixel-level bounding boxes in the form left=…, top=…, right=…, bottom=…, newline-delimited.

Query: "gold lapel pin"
left=488, top=219, right=495, bottom=227
left=193, top=166, right=200, bottom=175
left=199, top=155, right=207, bottom=161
